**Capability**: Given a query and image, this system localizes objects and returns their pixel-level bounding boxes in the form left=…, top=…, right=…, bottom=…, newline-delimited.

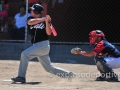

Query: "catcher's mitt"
left=71, top=47, right=81, bottom=54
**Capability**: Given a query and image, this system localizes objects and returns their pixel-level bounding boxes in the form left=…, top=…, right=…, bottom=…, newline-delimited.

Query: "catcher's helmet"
left=89, top=30, right=105, bottom=44
left=30, top=4, right=44, bottom=14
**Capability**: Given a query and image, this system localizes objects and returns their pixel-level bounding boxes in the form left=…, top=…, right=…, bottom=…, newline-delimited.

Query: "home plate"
left=3, top=80, right=12, bottom=82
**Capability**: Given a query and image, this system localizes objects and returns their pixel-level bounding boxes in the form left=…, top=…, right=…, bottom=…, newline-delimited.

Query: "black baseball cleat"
left=11, top=76, right=26, bottom=84
left=95, top=76, right=106, bottom=81
left=107, top=75, right=119, bottom=82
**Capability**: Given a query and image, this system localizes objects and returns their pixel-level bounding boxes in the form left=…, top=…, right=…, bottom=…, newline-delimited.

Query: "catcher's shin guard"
left=94, top=55, right=116, bottom=78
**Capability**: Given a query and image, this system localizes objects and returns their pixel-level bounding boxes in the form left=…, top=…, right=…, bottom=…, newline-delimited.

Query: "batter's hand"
left=71, top=47, right=81, bottom=54
left=46, top=15, right=51, bottom=22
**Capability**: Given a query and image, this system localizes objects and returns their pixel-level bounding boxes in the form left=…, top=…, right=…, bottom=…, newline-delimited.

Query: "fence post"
left=25, top=0, right=28, bottom=43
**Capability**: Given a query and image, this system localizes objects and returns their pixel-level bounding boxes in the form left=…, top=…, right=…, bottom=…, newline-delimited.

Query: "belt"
left=96, top=53, right=108, bottom=58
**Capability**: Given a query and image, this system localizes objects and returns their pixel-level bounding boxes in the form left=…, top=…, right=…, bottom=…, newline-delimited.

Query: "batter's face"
left=30, top=9, right=41, bottom=18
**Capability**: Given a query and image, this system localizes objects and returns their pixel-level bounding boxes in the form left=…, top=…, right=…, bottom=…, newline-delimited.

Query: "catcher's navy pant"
left=94, top=56, right=114, bottom=78
left=94, top=56, right=120, bottom=78
left=18, top=40, right=71, bottom=78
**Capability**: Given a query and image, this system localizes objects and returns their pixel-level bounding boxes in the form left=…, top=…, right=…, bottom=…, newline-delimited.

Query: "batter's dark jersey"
left=93, top=40, right=120, bottom=58
left=27, top=16, right=49, bottom=44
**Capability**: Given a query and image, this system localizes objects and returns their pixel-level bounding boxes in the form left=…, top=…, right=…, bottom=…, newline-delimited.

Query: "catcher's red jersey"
left=93, top=40, right=120, bottom=57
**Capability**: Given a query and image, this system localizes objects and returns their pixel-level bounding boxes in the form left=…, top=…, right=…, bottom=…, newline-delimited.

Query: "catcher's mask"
left=30, top=4, right=44, bottom=14
left=89, top=30, right=105, bottom=44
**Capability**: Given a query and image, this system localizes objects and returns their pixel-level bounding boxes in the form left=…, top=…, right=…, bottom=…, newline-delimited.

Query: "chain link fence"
left=0, top=0, right=26, bottom=42
left=0, top=0, right=120, bottom=44
left=48, top=0, right=120, bottom=44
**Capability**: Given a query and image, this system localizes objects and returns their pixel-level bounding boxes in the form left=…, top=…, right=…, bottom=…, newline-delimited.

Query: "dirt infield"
left=0, top=60, right=120, bottom=90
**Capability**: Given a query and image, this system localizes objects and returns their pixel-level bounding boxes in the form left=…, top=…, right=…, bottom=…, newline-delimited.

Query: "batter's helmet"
left=30, top=4, right=44, bottom=14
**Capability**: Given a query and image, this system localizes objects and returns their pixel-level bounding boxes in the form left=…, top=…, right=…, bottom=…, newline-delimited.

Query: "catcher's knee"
left=96, top=61, right=104, bottom=71
left=96, top=59, right=113, bottom=73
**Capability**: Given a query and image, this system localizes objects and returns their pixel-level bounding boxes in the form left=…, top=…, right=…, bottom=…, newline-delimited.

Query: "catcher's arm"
left=79, top=51, right=97, bottom=57
left=71, top=47, right=96, bottom=57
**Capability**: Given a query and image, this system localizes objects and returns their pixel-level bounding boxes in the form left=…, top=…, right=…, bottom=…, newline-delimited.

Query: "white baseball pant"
left=104, top=57, right=120, bottom=69
left=18, top=40, right=72, bottom=78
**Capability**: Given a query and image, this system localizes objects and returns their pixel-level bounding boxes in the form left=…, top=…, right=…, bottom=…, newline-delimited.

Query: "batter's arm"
left=45, top=15, right=52, bottom=35
left=27, top=17, right=46, bottom=25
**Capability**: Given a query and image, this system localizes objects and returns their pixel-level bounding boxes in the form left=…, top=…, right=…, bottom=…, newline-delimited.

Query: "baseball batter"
left=11, top=4, right=75, bottom=83
left=71, top=30, right=120, bottom=82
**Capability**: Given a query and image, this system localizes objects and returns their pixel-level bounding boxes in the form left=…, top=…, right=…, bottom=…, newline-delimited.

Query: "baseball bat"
left=46, top=15, right=57, bottom=36
left=51, top=24, right=57, bottom=36
left=49, top=22, right=57, bottom=36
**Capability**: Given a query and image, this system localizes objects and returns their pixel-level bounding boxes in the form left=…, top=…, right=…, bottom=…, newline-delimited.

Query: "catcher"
left=71, top=30, right=120, bottom=82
